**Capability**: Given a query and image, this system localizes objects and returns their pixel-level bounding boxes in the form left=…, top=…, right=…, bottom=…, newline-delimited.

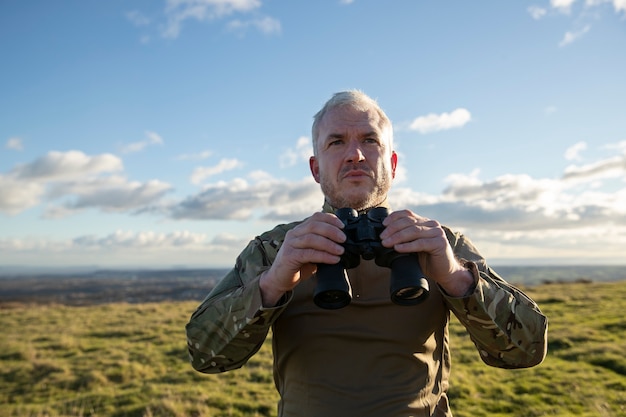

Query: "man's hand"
left=379, top=209, right=475, bottom=297
left=259, top=212, right=346, bottom=306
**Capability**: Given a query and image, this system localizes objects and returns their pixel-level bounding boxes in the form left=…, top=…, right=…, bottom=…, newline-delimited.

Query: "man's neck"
left=322, top=198, right=391, bottom=215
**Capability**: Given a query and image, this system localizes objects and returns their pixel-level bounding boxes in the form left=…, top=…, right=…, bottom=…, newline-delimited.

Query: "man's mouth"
left=341, top=165, right=373, bottom=179
left=345, top=170, right=368, bottom=176
left=343, top=170, right=371, bottom=180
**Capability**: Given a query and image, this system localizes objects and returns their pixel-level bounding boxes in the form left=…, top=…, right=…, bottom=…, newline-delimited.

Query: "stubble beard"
left=320, top=169, right=392, bottom=211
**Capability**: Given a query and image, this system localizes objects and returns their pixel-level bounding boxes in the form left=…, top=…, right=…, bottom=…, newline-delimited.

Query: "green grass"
left=1, top=281, right=625, bottom=416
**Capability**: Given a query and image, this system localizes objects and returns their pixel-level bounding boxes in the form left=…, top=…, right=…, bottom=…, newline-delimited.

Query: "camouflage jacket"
left=186, top=219, right=548, bottom=416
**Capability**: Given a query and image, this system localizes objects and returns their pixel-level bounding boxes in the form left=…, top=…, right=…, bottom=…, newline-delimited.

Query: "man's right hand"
left=259, top=212, right=346, bottom=307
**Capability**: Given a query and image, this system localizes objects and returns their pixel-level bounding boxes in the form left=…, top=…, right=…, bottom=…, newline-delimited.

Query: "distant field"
left=492, top=264, right=626, bottom=286
left=1, top=264, right=624, bottom=305
left=1, top=279, right=625, bottom=416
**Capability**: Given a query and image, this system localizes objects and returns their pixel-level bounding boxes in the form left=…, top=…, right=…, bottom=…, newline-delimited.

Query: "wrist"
left=439, top=263, right=476, bottom=297
left=259, top=270, right=288, bottom=307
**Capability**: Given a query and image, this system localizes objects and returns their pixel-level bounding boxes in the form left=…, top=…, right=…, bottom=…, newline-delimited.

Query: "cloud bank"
left=126, top=0, right=281, bottom=40
left=0, top=150, right=171, bottom=216
left=3, top=135, right=625, bottom=266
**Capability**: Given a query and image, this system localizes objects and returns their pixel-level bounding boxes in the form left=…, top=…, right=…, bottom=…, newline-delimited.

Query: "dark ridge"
left=1, top=265, right=624, bottom=306
left=0, top=268, right=229, bottom=306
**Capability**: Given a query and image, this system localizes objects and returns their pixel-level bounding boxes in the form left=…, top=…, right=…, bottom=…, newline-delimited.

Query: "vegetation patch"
left=1, top=281, right=625, bottom=416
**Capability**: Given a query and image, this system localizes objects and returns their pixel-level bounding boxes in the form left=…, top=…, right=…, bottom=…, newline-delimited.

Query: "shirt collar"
left=321, top=198, right=391, bottom=215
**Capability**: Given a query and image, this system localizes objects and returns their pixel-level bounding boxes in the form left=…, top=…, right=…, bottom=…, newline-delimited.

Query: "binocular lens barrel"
left=312, top=207, right=430, bottom=309
left=313, top=263, right=352, bottom=309
left=389, top=255, right=430, bottom=306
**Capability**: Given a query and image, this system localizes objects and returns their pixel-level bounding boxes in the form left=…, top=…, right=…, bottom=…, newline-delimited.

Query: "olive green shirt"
left=186, top=211, right=548, bottom=417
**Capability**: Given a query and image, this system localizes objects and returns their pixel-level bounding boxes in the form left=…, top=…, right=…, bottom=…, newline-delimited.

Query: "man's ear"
left=310, top=156, right=321, bottom=183
left=391, top=151, right=398, bottom=179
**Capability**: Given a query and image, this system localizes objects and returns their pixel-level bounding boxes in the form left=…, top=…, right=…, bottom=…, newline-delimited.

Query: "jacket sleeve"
left=441, top=228, right=548, bottom=369
left=185, top=224, right=295, bottom=374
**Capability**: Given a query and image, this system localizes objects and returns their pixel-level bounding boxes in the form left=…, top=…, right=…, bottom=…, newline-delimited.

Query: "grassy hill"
left=1, top=280, right=625, bottom=417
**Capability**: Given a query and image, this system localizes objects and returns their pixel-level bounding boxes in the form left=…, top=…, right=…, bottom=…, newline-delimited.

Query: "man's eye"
left=329, top=140, right=343, bottom=146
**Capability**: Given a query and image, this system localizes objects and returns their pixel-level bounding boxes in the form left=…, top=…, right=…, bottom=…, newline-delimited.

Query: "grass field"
left=1, top=280, right=625, bottom=417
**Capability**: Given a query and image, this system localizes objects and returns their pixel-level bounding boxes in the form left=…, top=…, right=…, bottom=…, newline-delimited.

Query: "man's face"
left=309, top=105, right=397, bottom=211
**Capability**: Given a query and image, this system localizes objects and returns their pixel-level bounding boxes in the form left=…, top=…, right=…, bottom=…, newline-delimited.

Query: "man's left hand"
left=379, top=209, right=475, bottom=297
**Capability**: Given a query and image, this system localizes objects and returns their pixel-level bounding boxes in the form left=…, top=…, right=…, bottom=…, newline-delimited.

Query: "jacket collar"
left=321, top=198, right=391, bottom=215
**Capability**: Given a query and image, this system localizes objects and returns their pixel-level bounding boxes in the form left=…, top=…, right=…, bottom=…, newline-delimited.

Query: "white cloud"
left=551, top=0, right=577, bottom=14
left=409, top=108, right=472, bottom=134
left=440, top=171, right=558, bottom=210
left=121, top=131, right=164, bottom=154
left=247, top=169, right=274, bottom=182
left=562, top=154, right=626, bottom=181
left=190, top=158, right=244, bottom=184
left=564, top=141, right=587, bottom=161
left=12, top=151, right=123, bottom=181
left=169, top=141, right=626, bottom=237
left=389, top=168, right=626, bottom=236
left=0, top=150, right=123, bottom=215
left=44, top=176, right=173, bottom=218
left=603, top=140, right=626, bottom=152
left=0, top=150, right=171, bottom=217
left=0, top=231, right=209, bottom=256
left=279, top=136, right=313, bottom=168
left=5, top=139, right=626, bottom=267
left=585, top=0, right=626, bottom=13
left=531, top=0, right=625, bottom=48
left=528, top=5, right=548, bottom=19
left=363, top=141, right=626, bottom=261
left=5, top=137, right=23, bottom=151
left=613, top=0, right=626, bottom=13
left=464, top=225, right=626, bottom=262
left=171, top=174, right=322, bottom=220
left=162, top=0, right=263, bottom=38
left=227, top=16, right=281, bottom=35
left=126, top=10, right=151, bottom=26
left=210, top=232, right=248, bottom=247
left=0, top=176, right=44, bottom=215
left=176, top=150, right=214, bottom=160
left=73, top=230, right=208, bottom=249
left=0, top=230, right=254, bottom=268
left=559, top=24, right=591, bottom=46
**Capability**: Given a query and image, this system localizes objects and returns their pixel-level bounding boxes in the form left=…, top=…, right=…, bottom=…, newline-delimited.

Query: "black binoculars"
left=313, top=207, right=430, bottom=309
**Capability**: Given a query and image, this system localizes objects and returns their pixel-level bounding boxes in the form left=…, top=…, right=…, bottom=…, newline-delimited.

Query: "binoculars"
left=313, top=207, right=430, bottom=309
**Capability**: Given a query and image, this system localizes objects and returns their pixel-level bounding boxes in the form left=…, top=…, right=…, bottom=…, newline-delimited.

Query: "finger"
left=293, top=214, right=346, bottom=245
left=287, top=231, right=345, bottom=256
left=391, top=237, right=432, bottom=254
left=391, top=226, right=448, bottom=256
left=309, top=211, right=345, bottom=229
left=300, top=248, right=343, bottom=265
left=380, top=210, right=421, bottom=237
left=381, top=219, right=443, bottom=250
left=380, top=212, right=420, bottom=243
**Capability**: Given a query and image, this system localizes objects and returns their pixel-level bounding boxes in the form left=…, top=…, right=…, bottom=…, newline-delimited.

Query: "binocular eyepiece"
left=313, top=207, right=430, bottom=309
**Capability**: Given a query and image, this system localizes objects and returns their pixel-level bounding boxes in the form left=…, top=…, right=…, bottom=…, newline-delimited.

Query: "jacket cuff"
left=245, top=273, right=292, bottom=326
left=439, top=259, right=479, bottom=299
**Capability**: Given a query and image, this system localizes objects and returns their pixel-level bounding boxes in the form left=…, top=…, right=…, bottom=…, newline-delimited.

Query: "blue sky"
left=1, top=0, right=625, bottom=270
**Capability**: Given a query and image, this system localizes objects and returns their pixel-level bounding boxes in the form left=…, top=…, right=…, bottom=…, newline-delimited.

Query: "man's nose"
left=345, top=141, right=365, bottom=163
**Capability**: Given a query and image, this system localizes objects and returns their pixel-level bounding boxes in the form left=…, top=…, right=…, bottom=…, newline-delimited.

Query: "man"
left=186, top=90, right=548, bottom=417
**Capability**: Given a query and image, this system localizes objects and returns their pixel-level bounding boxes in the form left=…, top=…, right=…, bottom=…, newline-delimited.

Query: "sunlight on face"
left=310, top=105, right=397, bottom=211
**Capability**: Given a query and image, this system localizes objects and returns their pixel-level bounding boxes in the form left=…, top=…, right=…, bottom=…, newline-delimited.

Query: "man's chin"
left=329, top=192, right=381, bottom=211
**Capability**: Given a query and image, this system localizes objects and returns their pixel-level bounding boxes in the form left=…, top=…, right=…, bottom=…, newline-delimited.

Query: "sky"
left=1, top=0, right=625, bottom=271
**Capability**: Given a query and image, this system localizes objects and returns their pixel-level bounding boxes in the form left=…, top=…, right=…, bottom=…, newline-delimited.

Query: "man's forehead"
left=320, top=106, right=383, bottom=132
